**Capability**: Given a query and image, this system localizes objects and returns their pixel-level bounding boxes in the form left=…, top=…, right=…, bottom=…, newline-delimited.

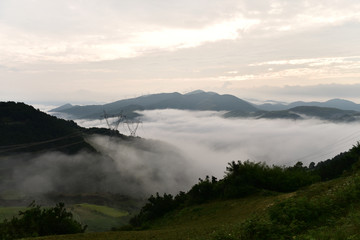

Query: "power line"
left=0, top=132, right=83, bottom=153
left=283, top=131, right=360, bottom=166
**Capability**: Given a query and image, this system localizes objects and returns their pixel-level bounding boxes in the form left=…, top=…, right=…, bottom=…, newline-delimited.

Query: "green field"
left=74, top=203, right=128, bottom=218
left=0, top=206, right=25, bottom=221
left=71, top=203, right=130, bottom=232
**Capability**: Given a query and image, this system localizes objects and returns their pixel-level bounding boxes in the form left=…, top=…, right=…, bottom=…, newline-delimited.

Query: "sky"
left=1, top=0, right=360, bottom=104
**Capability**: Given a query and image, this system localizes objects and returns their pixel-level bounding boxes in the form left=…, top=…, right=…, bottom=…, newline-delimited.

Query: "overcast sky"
left=1, top=0, right=360, bottom=104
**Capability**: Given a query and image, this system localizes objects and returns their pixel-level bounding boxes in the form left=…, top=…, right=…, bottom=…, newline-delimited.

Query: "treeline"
left=129, top=142, right=360, bottom=228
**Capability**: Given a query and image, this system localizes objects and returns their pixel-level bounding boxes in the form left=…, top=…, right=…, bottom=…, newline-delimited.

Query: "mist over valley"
left=2, top=93, right=360, bottom=237
left=74, top=108, right=360, bottom=180
left=2, top=0, right=360, bottom=237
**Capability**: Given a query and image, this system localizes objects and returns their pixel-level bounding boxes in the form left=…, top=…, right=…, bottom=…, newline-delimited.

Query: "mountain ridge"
left=50, top=91, right=360, bottom=123
left=51, top=91, right=258, bottom=119
left=258, top=98, right=360, bottom=111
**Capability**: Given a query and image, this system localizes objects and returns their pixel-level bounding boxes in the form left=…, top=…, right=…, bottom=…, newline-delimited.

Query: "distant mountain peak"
left=185, top=90, right=206, bottom=95
left=49, top=103, right=74, bottom=112
left=325, top=98, right=354, bottom=104
left=185, top=90, right=219, bottom=96
left=50, top=90, right=258, bottom=119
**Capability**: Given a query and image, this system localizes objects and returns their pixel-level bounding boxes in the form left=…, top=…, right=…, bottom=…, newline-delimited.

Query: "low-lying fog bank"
left=75, top=109, right=360, bottom=183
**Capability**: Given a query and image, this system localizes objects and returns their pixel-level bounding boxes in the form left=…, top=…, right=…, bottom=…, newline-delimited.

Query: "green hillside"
left=20, top=143, right=360, bottom=240
left=25, top=173, right=360, bottom=240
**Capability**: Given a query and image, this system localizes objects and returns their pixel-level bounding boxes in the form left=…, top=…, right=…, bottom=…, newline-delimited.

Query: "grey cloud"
left=2, top=135, right=194, bottom=199
left=250, top=84, right=360, bottom=102
left=134, top=109, right=360, bottom=179
left=0, top=0, right=243, bottom=34
left=4, top=109, right=360, bottom=202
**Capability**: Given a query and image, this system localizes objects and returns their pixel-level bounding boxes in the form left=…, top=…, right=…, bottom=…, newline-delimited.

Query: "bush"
left=0, top=202, right=86, bottom=240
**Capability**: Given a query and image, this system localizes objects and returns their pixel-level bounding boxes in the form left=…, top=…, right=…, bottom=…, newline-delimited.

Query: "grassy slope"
left=0, top=207, right=25, bottom=220
left=30, top=193, right=292, bottom=240
left=28, top=172, right=360, bottom=240
left=71, top=204, right=130, bottom=232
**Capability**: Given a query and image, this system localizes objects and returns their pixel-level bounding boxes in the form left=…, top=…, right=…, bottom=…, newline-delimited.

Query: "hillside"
left=24, top=142, right=360, bottom=240
left=0, top=102, right=96, bottom=154
left=50, top=91, right=258, bottom=119
left=0, top=102, right=193, bottom=231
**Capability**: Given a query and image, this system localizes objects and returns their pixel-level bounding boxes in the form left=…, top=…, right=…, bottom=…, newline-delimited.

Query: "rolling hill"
left=50, top=91, right=258, bottom=119
left=50, top=91, right=360, bottom=123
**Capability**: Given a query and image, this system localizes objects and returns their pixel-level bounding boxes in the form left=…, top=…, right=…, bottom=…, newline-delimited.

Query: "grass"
left=0, top=206, right=25, bottom=221
left=74, top=203, right=128, bottom=218
left=27, top=173, right=360, bottom=240
left=70, top=204, right=130, bottom=232
left=28, top=192, right=292, bottom=240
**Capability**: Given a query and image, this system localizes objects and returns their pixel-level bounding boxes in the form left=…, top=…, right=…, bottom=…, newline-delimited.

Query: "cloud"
left=1, top=0, right=360, bottom=64
left=1, top=0, right=360, bottom=103
left=243, top=84, right=360, bottom=102
left=134, top=110, right=360, bottom=179
left=1, top=136, right=194, bottom=199
left=4, top=109, right=360, bottom=201
left=74, top=109, right=360, bottom=181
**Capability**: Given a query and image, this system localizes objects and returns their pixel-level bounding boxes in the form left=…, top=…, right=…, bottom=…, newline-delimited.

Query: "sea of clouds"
left=76, top=109, right=360, bottom=182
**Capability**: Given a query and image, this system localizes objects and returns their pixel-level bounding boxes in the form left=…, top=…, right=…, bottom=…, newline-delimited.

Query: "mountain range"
left=257, top=98, right=360, bottom=111
left=51, top=90, right=360, bottom=122
left=224, top=106, right=360, bottom=122
left=50, top=90, right=257, bottom=119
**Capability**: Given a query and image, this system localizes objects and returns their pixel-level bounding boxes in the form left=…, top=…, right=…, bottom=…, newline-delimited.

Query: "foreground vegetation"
left=23, top=174, right=360, bottom=240
left=0, top=202, right=86, bottom=239
left=0, top=203, right=131, bottom=234
left=12, top=142, right=359, bottom=240
left=129, top=142, right=360, bottom=228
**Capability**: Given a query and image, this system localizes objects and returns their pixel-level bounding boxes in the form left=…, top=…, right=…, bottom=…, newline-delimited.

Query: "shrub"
left=0, top=202, right=86, bottom=240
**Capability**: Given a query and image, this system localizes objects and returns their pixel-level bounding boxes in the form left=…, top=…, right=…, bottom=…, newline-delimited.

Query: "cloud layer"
left=3, top=109, right=360, bottom=202
left=1, top=135, right=194, bottom=199
left=76, top=109, right=360, bottom=180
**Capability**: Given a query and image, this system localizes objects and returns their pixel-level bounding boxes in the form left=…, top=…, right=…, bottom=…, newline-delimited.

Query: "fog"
left=1, top=136, right=193, bottom=200
left=75, top=109, right=360, bottom=184
left=3, top=109, right=360, bottom=201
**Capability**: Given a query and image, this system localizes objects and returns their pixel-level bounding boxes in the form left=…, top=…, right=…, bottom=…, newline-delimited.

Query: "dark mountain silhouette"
left=51, top=91, right=258, bottom=119
left=50, top=103, right=75, bottom=112
left=50, top=91, right=360, bottom=123
left=258, top=98, right=360, bottom=111
left=0, top=101, right=128, bottom=155
left=225, top=106, right=360, bottom=122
